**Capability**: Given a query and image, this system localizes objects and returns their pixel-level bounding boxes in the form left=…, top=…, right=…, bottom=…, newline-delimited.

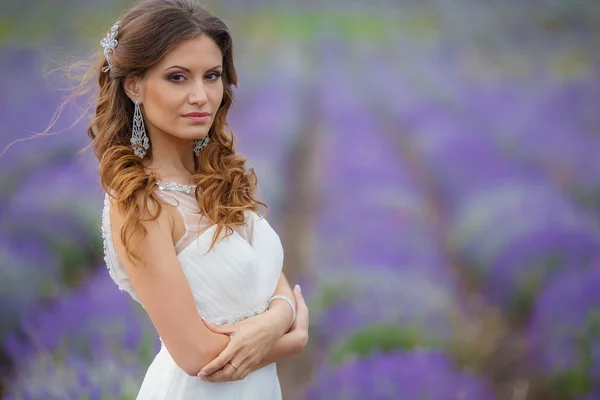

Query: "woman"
left=89, top=0, right=309, bottom=398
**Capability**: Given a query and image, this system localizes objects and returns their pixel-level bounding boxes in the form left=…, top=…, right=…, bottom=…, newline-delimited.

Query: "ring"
left=228, top=361, right=238, bottom=370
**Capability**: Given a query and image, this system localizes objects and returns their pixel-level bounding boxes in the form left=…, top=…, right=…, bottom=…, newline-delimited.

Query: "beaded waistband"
left=213, top=304, right=269, bottom=326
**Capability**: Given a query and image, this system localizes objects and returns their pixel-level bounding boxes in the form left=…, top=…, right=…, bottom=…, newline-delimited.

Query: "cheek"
left=144, top=83, right=182, bottom=123
left=210, top=84, right=224, bottom=108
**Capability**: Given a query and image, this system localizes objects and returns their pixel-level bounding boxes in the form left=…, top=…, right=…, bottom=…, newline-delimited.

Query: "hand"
left=197, top=310, right=283, bottom=382
left=288, top=284, right=309, bottom=353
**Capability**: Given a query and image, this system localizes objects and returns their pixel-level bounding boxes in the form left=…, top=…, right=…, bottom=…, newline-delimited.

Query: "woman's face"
left=130, top=35, right=224, bottom=142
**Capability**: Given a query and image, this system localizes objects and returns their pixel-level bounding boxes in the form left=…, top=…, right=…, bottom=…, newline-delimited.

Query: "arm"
left=261, top=272, right=296, bottom=335
left=109, top=193, right=228, bottom=376
left=249, top=330, right=305, bottom=371
left=249, top=284, right=309, bottom=371
left=250, top=273, right=303, bottom=365
left=200, top=284, right=309, bottom=382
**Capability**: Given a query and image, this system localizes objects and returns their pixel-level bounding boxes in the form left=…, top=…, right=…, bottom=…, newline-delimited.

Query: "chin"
left=179, top=127, right=210, bottom=140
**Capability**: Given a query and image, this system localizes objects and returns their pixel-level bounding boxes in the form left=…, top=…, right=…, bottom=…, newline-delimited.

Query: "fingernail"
left=295, top=284, right=302, bottom=294
left=201, top=317, right=206, bottom=321
left=198, top=371, right=207, bottom=377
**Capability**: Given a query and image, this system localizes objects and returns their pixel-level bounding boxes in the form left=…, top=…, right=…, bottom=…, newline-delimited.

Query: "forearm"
left=262, top=272, right=295, bottom=336
left=273, top=271, right=295, bottom=300
left=195, top=332, right=230, bottom=372
left=250, top=331, right=302, bottom=372
left=172, top=325, right=230, bottom=376
left=251, top=275, right=304, bottom=371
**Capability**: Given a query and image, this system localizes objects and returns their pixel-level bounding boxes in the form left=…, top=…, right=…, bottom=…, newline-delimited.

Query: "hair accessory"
left=131, top=100, right=149, bottom=158
left=101, top=20, right=121, bottom=73
left=267, top=295, right=296, bottom=333
left=193, top=136, right=210, bottom=156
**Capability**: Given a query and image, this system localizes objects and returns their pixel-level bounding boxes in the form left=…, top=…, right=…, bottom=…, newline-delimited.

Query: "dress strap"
left=154, top=181, right=256, bottom=252
left=154, top=185, right=214, bottom=255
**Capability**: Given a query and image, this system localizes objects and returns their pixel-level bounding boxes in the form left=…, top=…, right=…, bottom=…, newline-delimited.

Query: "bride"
left=84, top=0, right=309, bottom=398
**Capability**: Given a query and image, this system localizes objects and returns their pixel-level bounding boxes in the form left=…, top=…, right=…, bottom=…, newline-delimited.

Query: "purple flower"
left=0, top=235, right=63, bottom=338
left=3, top=351, right=143, bottom=400
left=449, top=183, right=600, bottom=314
left=4, top=268, right=157, bottom=362
left=0, top=44, right=103, bottom=341
left=312, top=268, right=460, bottom=354
left=226, top=69, right=309, bottom=222
left=305, top=349, right=496, bottom=400
left=526, top=268, right=600, bottom=397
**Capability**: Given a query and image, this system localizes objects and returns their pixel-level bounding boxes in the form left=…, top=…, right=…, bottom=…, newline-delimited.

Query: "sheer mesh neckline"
left=156, top=180, right=198, bottom=194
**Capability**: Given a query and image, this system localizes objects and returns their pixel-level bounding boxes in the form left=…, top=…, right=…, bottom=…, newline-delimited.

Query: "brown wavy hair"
left=67, top=0, right=266, bottom=261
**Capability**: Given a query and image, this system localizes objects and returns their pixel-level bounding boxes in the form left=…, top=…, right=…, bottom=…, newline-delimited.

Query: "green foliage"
left=330, top=323, right=426, bottom=366
left=48, top=219, right=103, bottom=288
left=549, top=311, right=600, bottom=397
left=137, top=328, right=158, bottom=367
left=507, top=253, right=562, bottom=323
left=551, top=368, right=593, bottom=398
left=246, top=11, right=395, bottom=40
left=312, top=280, right=351, bottom=310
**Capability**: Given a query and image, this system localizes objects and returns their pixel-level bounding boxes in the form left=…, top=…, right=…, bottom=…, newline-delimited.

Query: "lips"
left=183, top=112, right=210, bottom=117
left=183, top=112, right=211, bottom=124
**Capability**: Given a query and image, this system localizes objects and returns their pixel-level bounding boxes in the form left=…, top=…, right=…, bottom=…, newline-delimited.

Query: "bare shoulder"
left=108, top=189, right=175, bottom=271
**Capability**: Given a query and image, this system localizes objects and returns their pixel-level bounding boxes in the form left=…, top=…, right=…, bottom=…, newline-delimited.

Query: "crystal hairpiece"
left=100, top=21, right=121, bottom=73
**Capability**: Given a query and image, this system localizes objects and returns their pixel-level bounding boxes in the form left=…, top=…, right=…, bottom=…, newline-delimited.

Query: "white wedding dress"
left=101, top=181, right=284, bottom=399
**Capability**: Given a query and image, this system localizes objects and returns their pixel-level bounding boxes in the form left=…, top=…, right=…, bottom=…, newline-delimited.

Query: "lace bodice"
left=100, top=181, right=281, bottom=326
left=152, top=181, right=254, bottom=253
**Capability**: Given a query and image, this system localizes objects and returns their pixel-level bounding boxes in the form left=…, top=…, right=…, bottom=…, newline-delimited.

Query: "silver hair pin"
left=101, top=21, right=121, bottom=73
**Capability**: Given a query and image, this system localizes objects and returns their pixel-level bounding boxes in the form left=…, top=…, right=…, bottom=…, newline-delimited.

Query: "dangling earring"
left=131, top=100, right=149, bottom=159
left=193, top=135, right=210, bottom=157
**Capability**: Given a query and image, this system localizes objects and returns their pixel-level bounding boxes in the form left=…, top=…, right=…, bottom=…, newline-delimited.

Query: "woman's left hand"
left=197, top=312, right=283, bottom=382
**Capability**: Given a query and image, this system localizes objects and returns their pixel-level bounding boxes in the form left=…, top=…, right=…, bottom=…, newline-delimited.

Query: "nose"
left=188, top=79, right=208, bottom=105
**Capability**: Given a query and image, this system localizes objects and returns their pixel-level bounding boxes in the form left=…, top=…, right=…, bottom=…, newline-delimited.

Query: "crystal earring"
left=131, top=100, right=149, bottom=159
left=193, top=135, right=210, bottom=157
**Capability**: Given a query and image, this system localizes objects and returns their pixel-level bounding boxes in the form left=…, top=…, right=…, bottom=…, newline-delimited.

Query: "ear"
left=123, top=75, right=143, bottom=103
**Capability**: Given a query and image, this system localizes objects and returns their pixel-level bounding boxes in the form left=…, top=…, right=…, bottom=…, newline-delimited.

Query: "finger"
left=240, top=369, right=251, bottom=380
left=293, top=285, right=309, bottom=326
left=293, top=284, right=307, bottom=309
left=199, top=344, right=237, bottom=376
left=297, top=286, right=308, bottom=311
left=229, top=364, right=246, bottom=382
left=201, top=317, right=236, bottom=335
left=232, top=360, right=251, bottom=381
left=230, top=369, right=244, bottom=382
left=231, top=352, right=257, bottom=381
left=201, top=367, right=232, bottom=383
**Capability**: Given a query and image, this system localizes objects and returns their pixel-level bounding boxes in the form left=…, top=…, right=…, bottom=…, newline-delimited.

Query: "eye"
left=206, top=71, right=222, bottom=81
left=168, top=73, right=186, bottom=82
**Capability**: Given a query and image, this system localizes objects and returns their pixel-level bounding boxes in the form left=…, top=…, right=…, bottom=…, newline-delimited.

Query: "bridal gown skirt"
left=136, top=345, right=282, bottom=399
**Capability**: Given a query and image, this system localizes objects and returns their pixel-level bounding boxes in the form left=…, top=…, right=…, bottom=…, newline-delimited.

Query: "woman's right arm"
left=109, top=192, right=229, bottom=376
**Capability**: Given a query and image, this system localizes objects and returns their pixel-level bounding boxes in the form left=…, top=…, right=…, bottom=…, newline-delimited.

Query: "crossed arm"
left=197, top=273, right=310, bottom=382
left=249, top=277, right=309, bottom=371
left=110, top=193, right=308, bottom=380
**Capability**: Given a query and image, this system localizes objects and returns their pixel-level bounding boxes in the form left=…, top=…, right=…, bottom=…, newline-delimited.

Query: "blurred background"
left=1, top=0, right=599, bottom=399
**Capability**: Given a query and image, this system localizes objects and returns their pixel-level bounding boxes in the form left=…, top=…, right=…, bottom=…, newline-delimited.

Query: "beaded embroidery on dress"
left=101, top=182, right=284, bottom=399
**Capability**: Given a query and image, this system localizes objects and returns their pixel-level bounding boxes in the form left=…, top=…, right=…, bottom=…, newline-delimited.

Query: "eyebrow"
left=164, top=65, right=222, bottom=72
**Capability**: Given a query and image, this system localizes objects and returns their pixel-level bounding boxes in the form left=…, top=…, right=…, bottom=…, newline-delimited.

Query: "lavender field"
left=1, top=0, right=599, bottom=399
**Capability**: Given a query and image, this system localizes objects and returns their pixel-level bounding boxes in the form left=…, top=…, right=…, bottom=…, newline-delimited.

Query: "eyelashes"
left=206, top=71, right=222, bottom=81
left=168, top=71, right=222, bottom=82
